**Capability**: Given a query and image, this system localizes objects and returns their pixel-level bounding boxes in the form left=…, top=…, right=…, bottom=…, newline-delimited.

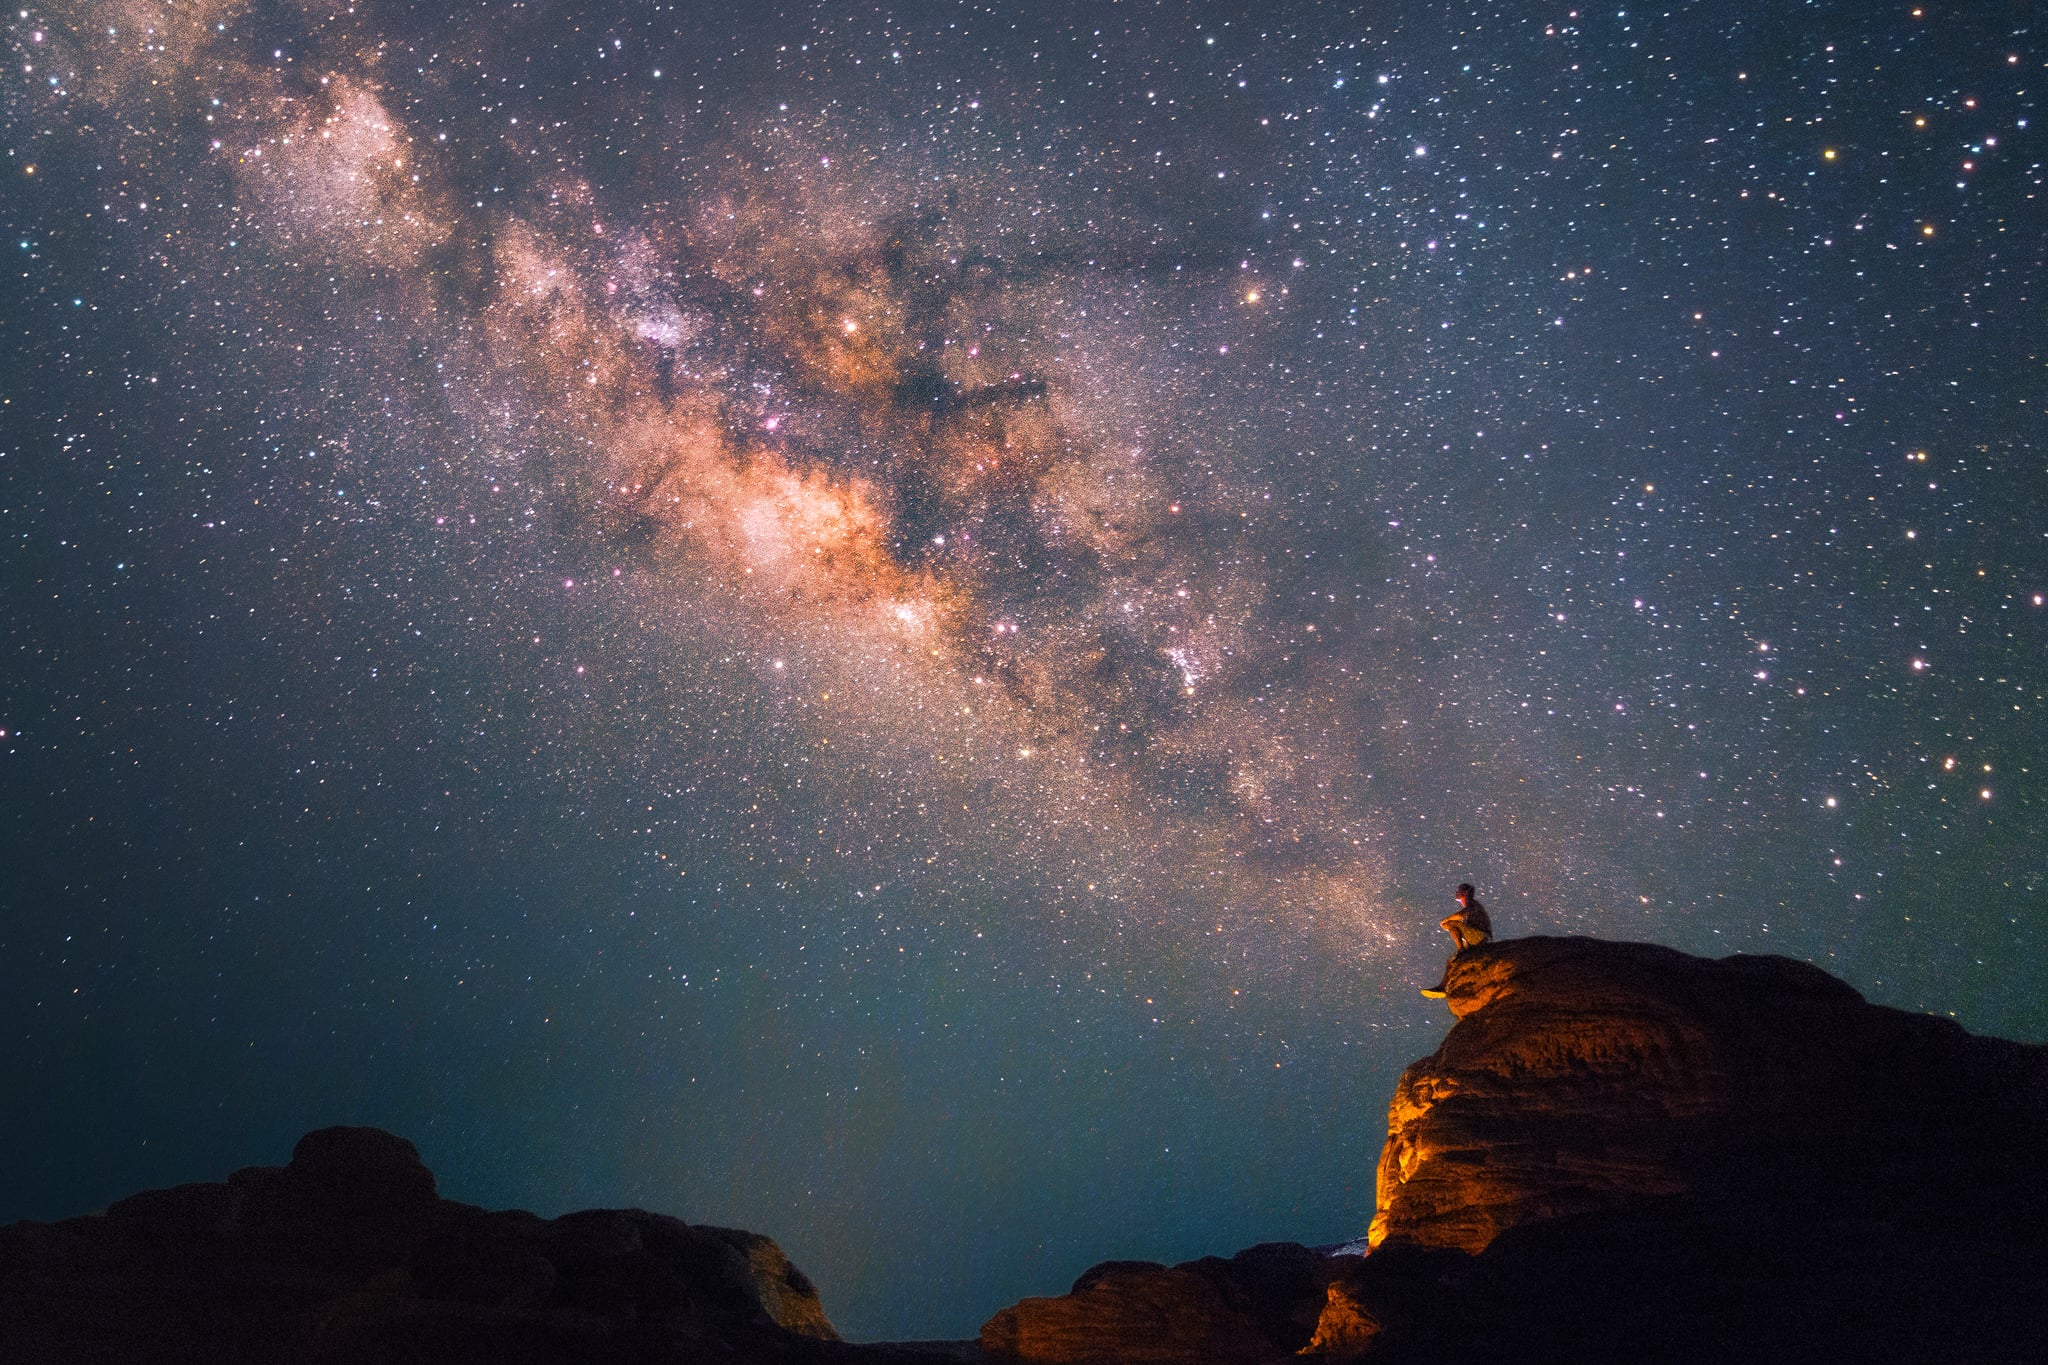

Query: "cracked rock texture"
left=1369, top=936, right=2048, bottom=1258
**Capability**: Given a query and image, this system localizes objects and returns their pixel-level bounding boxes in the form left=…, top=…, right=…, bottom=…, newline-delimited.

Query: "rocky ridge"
left=977, top=936, right=2048, bottom=1363
left=0, top=1125, right=961, bottom=1364
left=6, top=937, right=2044, bottom=1363
left=1371, top=934, right=2048, bottom=1255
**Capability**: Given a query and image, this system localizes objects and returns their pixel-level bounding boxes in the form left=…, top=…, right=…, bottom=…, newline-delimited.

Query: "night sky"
left=3, top=0, right=2043, bottom=1341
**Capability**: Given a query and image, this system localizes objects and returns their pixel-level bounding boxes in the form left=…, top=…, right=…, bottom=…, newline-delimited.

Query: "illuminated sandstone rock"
left=980, top=1243, right=1330, bottom=1364
left=1300, top=1279, right=1382, bottom=1357
left=988, top=936, right=2048, bottom=1363
left=1371, top=935, right=2048, bottom=1255
left=979, top=1262, right=1273, bottom=1365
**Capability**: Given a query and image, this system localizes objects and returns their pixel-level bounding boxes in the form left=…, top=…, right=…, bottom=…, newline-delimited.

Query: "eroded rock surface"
left=982, top=936, right=2048, bottom=1364
left=0, top=1125, right=936, bottom=1365
left=1370, top=936, right=2048, bottom=1255
left=979, top=1243, right=1335, bottom=1365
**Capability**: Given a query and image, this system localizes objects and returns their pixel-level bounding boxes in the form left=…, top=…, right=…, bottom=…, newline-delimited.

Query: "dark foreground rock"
left=979, top=1242, right=1336, bottom=1365
left=0, top=1125, right=976, bottom=1365
left=980, top=937, right=2048, bottom=1364
left=11, top=939, right=2046, bottom=1363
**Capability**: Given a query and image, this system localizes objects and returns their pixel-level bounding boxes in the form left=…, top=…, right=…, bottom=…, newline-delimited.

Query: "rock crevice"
left=1369, top=936, right=2048, bottom=1256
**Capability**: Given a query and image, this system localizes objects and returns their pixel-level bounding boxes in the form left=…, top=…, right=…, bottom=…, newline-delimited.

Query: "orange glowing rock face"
left=1303, top=1281, right=1383, bottom=1358
left=1365, top=934, right=2048, bottom=1260
left=979, top=1246, right=1338, bottom=1365
left=1371, top=937, right=1789, bottom=1254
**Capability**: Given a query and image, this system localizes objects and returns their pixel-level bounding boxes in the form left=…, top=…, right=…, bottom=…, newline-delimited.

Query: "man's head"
left=1456, top=883, right=1476, bottom=903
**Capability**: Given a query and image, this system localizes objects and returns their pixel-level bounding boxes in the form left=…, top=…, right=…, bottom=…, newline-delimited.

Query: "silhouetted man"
left=1421, top=883, right=1492, bottom=998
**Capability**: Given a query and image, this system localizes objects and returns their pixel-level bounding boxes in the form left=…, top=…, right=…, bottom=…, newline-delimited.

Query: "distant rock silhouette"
left=982, top=937, right=2048, bottom=1364
left=0, top=1124, right=968, bottom=1364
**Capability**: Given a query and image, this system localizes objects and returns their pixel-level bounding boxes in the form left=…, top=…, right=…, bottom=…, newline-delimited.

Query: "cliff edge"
left=1371, top=934, right=2048, bottom=1256
left=981, top=936, right=2048, bottom=1363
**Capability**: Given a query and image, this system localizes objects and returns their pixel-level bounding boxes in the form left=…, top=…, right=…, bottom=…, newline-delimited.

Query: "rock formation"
left=0, top=1125, right=965, bottom=1364
left=9, top=939, right=2045, bottom=1363
left=1369, top=936, right=2048, bottom=1256
left=981, top=936, right=2048, bottom=1364
left=979, top=1243, right=1335, bottom=1365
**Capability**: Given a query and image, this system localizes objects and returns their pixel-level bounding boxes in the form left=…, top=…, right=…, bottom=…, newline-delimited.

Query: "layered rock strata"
left=1370, top=935, right=2048, bottom=1255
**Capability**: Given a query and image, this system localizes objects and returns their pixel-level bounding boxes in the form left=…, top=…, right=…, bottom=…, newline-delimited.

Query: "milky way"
left=4, top=0, right=2044, bottom=1339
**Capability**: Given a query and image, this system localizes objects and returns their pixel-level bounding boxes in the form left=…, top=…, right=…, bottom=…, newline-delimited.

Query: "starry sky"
left=2, top=0, right=2043, bottom=1341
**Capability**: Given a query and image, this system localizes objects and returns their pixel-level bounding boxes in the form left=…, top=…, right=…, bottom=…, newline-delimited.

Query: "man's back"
left=1460, top=899, right=1492, bottom=939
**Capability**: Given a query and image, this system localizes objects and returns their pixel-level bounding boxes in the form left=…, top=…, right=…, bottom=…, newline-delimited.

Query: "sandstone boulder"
left=980, top=1260, right=1275, bottom=1365
left=1372, top=935, right=2048, bottom=1254
left=979, top=1242, right=1337, bottom=1364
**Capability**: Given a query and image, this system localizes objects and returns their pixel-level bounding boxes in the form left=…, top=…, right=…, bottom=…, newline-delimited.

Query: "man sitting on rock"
left=1421, top=883, right=1492, bottom=998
